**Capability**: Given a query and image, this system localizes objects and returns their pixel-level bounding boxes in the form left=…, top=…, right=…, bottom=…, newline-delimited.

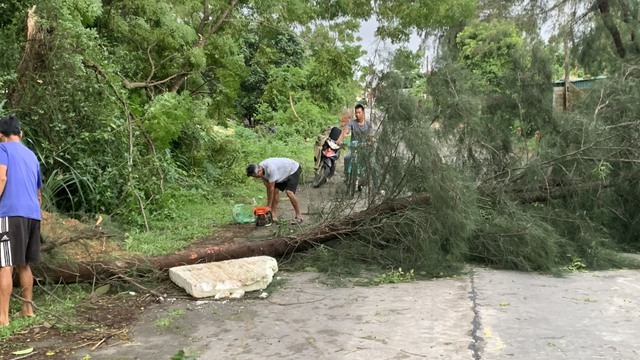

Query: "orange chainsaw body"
left=253, top=206, right=273, bottom=226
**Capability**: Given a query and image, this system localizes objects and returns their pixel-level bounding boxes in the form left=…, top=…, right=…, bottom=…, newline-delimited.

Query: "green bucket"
left=233, top=204, right=255, bottom=224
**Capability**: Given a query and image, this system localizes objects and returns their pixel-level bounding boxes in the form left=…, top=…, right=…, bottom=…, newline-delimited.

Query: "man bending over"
left=246, top=158, right=303, bottom=224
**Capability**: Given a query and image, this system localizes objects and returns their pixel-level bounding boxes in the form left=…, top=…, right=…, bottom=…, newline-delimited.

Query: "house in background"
left=552, top=76, right=607, bottom=112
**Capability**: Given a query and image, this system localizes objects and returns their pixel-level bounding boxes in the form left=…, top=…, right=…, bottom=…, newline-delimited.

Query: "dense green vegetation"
left=5, top=0, right=640, bottom=352
left=290, top=0, right=640, bottom=277
left=0, top=0, right=639, bottom=276
left=0, top=0, right=371, bottom=232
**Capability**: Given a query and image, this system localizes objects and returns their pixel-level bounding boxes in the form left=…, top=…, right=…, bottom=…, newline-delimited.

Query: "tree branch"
left=597, top=0, right=626, bottom=58
left=145, top=42, right=157, bottom=85
left=122, top=71, right=191, bottom=89
left=617, top=0, right=640, bottom=53
left=202, top=0, right=240, bottom=48
left=196, top=0, right=211, bottom=36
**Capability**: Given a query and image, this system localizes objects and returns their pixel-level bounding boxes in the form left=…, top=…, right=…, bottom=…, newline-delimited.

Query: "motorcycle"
left=312, top=126, right=342, bottom=188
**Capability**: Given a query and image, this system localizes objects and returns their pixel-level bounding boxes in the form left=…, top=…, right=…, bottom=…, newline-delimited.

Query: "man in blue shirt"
left=0, top=115, right=42, bottom=327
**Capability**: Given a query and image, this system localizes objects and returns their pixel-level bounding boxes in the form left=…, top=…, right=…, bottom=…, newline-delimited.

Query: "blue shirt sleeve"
left=0, top=145, right=7, bottom=166
left=37, top=163, right=42, bottom=189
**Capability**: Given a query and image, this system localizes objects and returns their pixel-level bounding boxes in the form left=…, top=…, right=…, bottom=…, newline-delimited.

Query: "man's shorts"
left=0, top=216, right=41, bottom=267
left=275, top=166, right=302, bottom=194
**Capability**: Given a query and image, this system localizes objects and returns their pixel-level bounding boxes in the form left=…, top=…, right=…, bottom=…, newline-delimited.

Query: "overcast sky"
left=356, top=17, right=422, bottom=67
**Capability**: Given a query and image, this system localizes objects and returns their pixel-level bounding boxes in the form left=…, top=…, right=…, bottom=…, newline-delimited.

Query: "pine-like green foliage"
left=470, top=200, right=567, bottom=273
left=445, top=20, right=640, bottom=271
left=312, top=51, right=479, bottom=278
left=316, top=19, right=640, bottom=277
left=561, top=75, right=640, bottom=252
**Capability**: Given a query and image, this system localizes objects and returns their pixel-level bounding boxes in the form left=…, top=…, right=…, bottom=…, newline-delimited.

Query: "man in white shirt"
left=246, top=158, right=303, bottom=224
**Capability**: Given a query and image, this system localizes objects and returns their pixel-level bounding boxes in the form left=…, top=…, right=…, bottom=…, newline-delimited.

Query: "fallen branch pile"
left=33, top=193, right=430, bottom=284
left=40, top=229, right=106, bottom=253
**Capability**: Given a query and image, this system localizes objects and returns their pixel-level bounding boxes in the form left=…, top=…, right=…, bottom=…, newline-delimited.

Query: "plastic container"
left=232, top=204, right=255, bottom=224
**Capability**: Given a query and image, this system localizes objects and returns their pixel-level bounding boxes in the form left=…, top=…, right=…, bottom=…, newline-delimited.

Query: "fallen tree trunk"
left=33, top=193, right=430, bottom=284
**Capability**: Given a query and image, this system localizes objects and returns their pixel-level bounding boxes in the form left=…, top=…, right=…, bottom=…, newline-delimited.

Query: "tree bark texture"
left=597, top=0, right=627, bottom=58
left=9, top=6, right=42, bottom=108
left=33, top=193, right=431, bottom=284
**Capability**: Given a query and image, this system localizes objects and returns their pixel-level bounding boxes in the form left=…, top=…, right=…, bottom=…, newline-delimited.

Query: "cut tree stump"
left=33, top=193, right=430, bottom=284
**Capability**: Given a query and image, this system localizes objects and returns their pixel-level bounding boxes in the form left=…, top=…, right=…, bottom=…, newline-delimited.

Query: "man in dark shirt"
left=337, top=104, right=373, bottom=178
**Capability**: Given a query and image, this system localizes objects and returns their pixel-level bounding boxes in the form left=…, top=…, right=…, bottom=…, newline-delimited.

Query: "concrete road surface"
left=77, top=267, right=640, bottom=360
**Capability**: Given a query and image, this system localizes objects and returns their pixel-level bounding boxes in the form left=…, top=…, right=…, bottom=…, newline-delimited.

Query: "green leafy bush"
left=142, top=93, right=205, bottom=151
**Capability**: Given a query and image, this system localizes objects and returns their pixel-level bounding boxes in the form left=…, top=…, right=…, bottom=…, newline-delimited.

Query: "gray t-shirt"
left=260, top=158, right=300, bottom=183
left=346, top=120, right=373, bottom=142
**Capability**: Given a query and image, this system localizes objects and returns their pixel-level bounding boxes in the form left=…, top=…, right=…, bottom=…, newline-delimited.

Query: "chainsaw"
left=253, top=206, right=273, bottom=226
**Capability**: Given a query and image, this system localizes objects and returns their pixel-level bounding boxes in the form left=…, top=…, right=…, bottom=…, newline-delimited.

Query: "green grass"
left=370, top=267, right=416, bottom=285
left=155, top=317, right=174, bottom=328
left=123, top=183, right=262, bottom=256
left=155, top=308, right=186, bottom=329
left=171, top=349, right=199, bottom=360
left=124, top=140, right=315, bottom=256
left=169, top=308, right=186, bottom=316
left=0, top=316, right=40, bottom=343
left=0, top=283, right=91, bottom=347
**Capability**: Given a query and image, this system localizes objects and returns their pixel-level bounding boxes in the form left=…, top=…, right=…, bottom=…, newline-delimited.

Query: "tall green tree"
left=573, top=0, right=640, bottom=74
left=0, top=0, right=373, bottom=225
left=374, top=0, right=476, bottom=42
left=236, top=25, right=304, bottom=125
left=426, top=19, right=553, bottom=176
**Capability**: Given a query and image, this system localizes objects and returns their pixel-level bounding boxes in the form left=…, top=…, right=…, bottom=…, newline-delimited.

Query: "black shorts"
left=0, top=216, right=41, bottom=267
left=275, top=166, right=302, bottom=193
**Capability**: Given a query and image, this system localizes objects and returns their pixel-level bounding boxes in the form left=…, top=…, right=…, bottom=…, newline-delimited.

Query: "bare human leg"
left=285, top=190, right=301, bottom=219
left=16, top=264, right=34, bottom=318
left=271, top=191, right=280, bottom=220
left=0, top=266, right=13, bottom=326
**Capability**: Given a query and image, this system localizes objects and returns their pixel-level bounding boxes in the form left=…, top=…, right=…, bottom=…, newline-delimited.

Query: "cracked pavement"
left=78, top=267, right=640, bottom=359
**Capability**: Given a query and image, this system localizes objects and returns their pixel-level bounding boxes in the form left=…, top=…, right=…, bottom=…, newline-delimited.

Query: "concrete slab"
left=169, top=256, right=278, bottom=298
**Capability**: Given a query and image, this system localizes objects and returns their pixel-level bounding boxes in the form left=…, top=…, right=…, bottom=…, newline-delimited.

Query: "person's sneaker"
left=291, top=217, right=303, bottom=225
